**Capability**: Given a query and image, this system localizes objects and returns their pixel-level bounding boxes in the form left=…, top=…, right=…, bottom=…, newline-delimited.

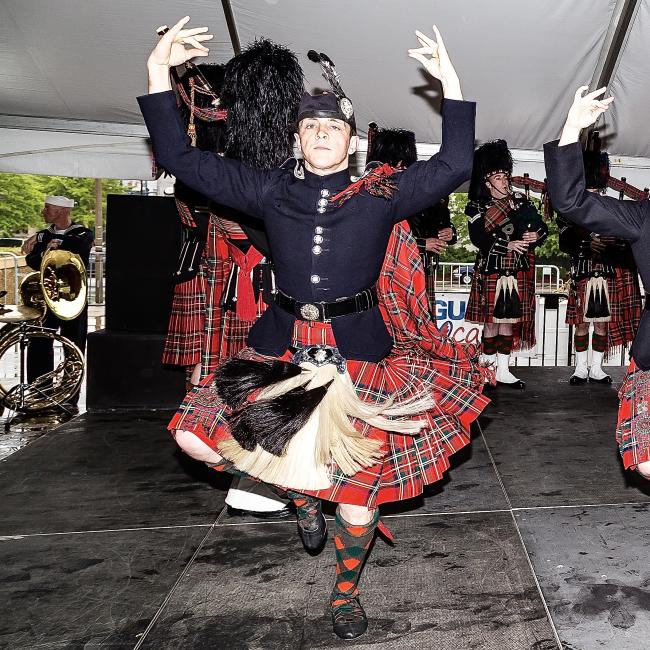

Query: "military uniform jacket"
left=138, top=90, right=475, bottom=361
left=545, top=140, right=650, bottom=369
left=26, top=222, right=94, bottom=271
left=466, top=194, right=547, bottom=275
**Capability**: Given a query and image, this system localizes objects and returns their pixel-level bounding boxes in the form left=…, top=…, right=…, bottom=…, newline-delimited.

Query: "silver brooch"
left=339, top=97, right=354, bottom=119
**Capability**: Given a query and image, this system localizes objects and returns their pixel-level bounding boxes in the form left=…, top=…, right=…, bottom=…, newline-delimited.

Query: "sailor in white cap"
left=22, top=194, right=94, bottom=410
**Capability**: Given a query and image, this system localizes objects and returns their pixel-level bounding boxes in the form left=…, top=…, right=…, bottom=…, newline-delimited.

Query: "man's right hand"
left=147, top=16, right=212, bottom=93
left=507, top=240, right=529, bottom=254
left=21, top=235, right=37, bottom=255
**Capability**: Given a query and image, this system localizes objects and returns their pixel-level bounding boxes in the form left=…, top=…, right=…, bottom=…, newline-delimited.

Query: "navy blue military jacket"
left=545, top=140, right=650, bottom=369
left=138, top=90, right=475, bottom=361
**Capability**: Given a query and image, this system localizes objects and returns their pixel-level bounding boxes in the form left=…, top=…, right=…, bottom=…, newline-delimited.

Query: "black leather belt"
left=274, top=287, right=378, bottom=322
left=645, top=293, right=650, bottom=310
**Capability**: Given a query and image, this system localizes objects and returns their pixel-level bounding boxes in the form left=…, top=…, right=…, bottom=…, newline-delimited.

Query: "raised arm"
left=140, top=17, right=269, bottom=219
left=544, top=86, right=645, bottom=241
left=391, top=26, right=475, bottom=220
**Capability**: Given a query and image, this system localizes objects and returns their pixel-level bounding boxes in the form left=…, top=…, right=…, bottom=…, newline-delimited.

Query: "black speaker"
left=105, top=195, right=181, bottom=334
left=87, top=195, right=186, bottom=410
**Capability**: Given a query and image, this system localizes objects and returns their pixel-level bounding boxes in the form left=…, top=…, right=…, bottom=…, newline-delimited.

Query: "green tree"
left=0, top=173, right=45, bottom=236
left=0, top=173, right=125, bottom=237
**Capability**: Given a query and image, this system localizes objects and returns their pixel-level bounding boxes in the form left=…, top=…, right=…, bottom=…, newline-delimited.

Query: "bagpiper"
left=557, top=131, right=642, bottom=385
left=465, top=140, right=548, bottom=388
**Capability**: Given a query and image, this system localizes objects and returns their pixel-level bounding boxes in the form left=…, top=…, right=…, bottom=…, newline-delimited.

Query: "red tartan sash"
left=224, top=241, right=264, bottom=322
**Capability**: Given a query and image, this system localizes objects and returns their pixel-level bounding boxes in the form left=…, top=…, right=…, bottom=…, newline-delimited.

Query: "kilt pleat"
left=566, top=267, right=642, bottom=356
left=617, top=359, right=650, bottom=470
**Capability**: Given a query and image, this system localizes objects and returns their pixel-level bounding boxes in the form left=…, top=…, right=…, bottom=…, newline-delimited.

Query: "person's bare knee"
left=483, top=323, right=499, bottom=339
left=637, top=461, right=650, bottom=479
left=575, top=323, right=590, bottom=337
left=338, top=503, right=375, bottom=525
left=594, top=323, right=608, bottom=336
left=190, top=363, right=201, bottom=386
left=174, top=429, right=222, bottom=463
left=498, top=323, right=513, bottom=336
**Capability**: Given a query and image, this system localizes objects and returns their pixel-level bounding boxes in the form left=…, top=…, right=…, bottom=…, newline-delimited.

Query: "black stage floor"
left=2, top=367, right=649, bottom=649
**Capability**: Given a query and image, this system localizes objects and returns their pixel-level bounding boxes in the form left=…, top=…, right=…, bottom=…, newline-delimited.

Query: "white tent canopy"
left=1, top=0, right=649, bottom=186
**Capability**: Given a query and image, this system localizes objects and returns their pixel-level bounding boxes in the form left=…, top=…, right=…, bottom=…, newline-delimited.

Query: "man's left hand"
left=408, top=26, right=462, bottom=100
left=46, top=240, right=61, bottom=251
left=522, top=231, right=539, bottom=243
left=438, top=227, right=453, bottom=242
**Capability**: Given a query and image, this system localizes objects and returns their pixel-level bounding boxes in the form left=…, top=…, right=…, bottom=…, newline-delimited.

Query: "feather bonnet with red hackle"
left=365, top=126, right=418, bottom=169
left=297, top=50, right=356, bottom=133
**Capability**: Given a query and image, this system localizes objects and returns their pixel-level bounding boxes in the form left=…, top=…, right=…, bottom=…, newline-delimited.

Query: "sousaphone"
left=0, top=250, right=87, bottom=413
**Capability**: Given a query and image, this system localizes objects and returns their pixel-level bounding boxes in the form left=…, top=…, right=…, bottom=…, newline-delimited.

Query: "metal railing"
left=434, top=262, right=561, bottom=292
left=0, top=253, right=20, bottom=303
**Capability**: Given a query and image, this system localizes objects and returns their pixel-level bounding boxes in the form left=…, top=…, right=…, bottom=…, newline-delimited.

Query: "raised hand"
left=147, top=16, right=213, bottom=92
left=408, top=26, right=462, bottom=99
left=559, top=86, right=614, bottom=145
left=148, top=16, right=213, bottom=68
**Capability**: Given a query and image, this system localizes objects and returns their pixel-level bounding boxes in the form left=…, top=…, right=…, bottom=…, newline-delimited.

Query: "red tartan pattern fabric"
left=566, top=266, right=642, bottom=356
left=465, top=256, right=537, bottom=351
left=163, top=209, right=266, bottom=378
left=169, top=222, right=491, bottom=507
left=617, top=359, right=650, bottom=470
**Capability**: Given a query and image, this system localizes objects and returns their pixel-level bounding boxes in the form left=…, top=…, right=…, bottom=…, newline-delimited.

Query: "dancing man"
left=139, top=18, right=488, bottom=639
left=544, top=86, right=650, bottom=478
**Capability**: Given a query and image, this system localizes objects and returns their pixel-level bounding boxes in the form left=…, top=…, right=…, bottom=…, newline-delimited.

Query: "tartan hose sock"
left=496, top=334, right=514, bottom=355
left=482, top=336, right=497, bottom=356
left=574, top=333, right=589, bottom=352
left=592, top=332, right=608, bottom=353
left=287, top=491, right=322, bottom=532
left=330, top=508, right=379, bottom=609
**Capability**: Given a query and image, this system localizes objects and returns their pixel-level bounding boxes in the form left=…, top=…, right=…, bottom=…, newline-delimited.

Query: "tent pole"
left=94, top=178, right=104, bottom=305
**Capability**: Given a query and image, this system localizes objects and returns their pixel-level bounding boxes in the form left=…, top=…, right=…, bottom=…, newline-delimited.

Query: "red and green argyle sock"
left=496, top=334, right=514, bottom=355
left=330, top=508, right=379, bottom=610
left=592, top=332, right=608, bottom=353
left=482, top=336, right=498, bottom=356
left=287, top=490, right=321, bottom=531
left=574, top=332, right=589, bottom=352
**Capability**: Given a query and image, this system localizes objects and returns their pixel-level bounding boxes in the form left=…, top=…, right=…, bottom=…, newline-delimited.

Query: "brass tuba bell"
left=20, top=249, right=88, bottom=321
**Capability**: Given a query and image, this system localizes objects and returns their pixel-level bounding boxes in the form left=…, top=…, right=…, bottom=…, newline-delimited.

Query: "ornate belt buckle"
left=300, top=303, right=320, bottom=321
left=292, top=345, right=347, bottom=374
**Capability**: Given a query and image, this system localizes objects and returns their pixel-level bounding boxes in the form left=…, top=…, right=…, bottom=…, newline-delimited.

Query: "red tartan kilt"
left=169, top=320, right=489, bottom=508
left=162, top=273, right=206, bottom=367
left=465, top=267, right=536, bottom=325
left=616, top=359, right=650, bottom=470
left=218, top=302, right=267, bottom=360
left=566, top=267, right=641, bottom=328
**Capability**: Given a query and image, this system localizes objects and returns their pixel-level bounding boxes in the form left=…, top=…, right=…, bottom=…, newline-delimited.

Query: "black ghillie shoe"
left=496, top=379, right=526, bottom=389
left=589, top=375, right=613, bottom=385
left=332, top=597, right=368, bottom=640
left=297, top=500, right=327, bottom=554
left=227, top=503, right=295, bottom=520
left=569, top=374, right=588, bottom=385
